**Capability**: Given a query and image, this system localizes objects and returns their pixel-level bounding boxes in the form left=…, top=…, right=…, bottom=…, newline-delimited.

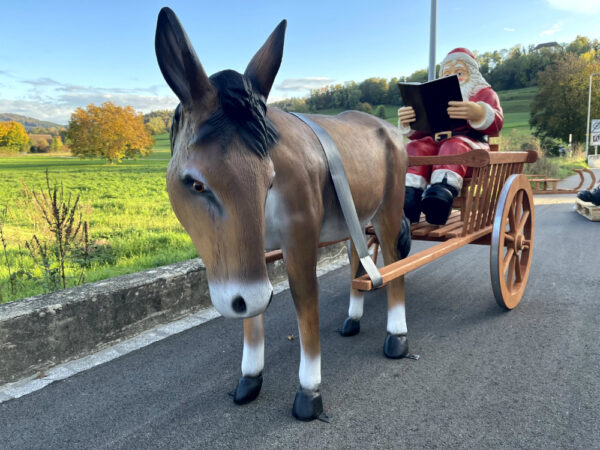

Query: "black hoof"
left=383, top=333, right=409, bottom=359
left=292, top=387, right=324, bottom=421
left=233, top=374, right=263, bottom=405
left=339, top=317, right=360, bottom=336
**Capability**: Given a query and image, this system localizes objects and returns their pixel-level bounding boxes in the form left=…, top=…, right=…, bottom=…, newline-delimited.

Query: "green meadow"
left=0, top=87, right=543, bottom=303
left=0, top=134, right=196, bottom=303
left=318, top=87, right=537, bottom=141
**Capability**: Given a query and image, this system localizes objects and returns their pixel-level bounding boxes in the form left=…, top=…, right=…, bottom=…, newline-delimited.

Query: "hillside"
left=303, top=86, right=537, bottom=138
left=0, top=113, right=64, bottom=131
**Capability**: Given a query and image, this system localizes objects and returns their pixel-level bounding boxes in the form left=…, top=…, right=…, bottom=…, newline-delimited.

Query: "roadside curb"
left=0, top=243, right=347, bottom=385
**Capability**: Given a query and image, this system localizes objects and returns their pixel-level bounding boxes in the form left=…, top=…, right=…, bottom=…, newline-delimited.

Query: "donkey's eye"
left=192, top=180, right=205, bottom=193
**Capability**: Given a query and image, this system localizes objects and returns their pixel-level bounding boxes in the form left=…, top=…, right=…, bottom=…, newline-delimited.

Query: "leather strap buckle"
left=434, top=131, right=452, bottom=142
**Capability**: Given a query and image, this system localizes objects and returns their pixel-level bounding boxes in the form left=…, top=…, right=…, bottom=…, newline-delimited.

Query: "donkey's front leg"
left=233, top=314, right=264, bottom=404
left=285, top=244, right=324, bottom=421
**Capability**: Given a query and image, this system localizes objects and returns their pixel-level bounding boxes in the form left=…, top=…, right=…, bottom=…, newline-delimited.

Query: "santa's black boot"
left=577, top=190, right=593, bottom=202
left=421, top=181, right=458, bottom=225
left=589, top=186, right=600, bottom=206
left=404, top=187, right=424, bottom=223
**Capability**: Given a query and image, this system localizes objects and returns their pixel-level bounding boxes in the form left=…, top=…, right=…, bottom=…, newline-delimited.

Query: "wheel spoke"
left=507, top=254, right=516, bottom=289
left=504, top=234, right=515, bottom=243
left=503, top=247, right=515, bottom=266
left=515, top=190, right=524, bottom=216
left=517, top=209, right=530, bottom=234
left=514, top=253, right=523, bottom=283
left=508, top=205, right=516, bottom=231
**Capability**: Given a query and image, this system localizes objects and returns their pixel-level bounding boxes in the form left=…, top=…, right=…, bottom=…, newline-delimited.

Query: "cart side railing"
left=407, top=150, right=538, bottom=239
left=352, top=149, right=538, bottom=291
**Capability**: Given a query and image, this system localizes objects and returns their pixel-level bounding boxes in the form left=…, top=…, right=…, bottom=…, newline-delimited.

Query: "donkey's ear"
left=244, top=20, right=287, bottom=99
left=155, top=7, right=214, bottom=107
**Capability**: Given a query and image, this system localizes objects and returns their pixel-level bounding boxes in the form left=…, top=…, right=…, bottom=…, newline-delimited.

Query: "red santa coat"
left=404, top=86, right=504, bottom=191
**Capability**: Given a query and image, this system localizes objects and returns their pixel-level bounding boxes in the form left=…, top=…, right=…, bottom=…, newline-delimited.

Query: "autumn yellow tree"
left=0, top=121, right=29, bottom=152
left=67, top=102, right=154, bottom=163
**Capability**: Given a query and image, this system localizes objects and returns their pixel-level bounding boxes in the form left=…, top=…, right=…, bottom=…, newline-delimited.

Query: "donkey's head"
left=155, top=8, right=286, bottom=318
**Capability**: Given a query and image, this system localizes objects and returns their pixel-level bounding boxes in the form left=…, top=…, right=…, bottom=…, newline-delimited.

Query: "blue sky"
left=1, top=0, right=599, bottom=124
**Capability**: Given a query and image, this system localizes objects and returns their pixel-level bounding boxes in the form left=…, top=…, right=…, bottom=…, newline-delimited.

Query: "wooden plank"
left=488, top=150, right=537, bottom=164
left=352, top=226, right=493, bottom=291
left=411, top=212, right=461, bottom=237
left=408, top=149, right=490, bottom=168
left=428, top=220, right=464, bottom=238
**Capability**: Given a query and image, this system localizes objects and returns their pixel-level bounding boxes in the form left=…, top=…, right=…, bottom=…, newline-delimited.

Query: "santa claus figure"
left=398, top=48, right=504, bottom=225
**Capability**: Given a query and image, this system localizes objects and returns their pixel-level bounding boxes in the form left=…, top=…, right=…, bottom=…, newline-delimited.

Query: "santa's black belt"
left=433, top=130, right=488, bottom=143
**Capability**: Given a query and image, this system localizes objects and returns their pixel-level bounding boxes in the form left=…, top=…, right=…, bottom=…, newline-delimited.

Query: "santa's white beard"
left=459, top=72, right=490, bottom=100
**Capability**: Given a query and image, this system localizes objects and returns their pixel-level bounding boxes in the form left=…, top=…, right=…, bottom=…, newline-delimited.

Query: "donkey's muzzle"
left=208, top=279, right=273, bottom=318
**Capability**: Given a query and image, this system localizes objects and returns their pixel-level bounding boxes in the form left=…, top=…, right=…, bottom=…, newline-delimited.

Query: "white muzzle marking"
left=208, top=279, right=273, bottom=318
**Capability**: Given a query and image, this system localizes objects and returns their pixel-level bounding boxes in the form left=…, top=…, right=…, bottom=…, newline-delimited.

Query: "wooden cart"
left=266, top=148, right=538, bottom=310
left=354, top=148, right=538, bottom=310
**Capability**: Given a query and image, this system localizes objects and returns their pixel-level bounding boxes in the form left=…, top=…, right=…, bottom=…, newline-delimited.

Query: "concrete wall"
left=0, top=244, right=347, bottom=384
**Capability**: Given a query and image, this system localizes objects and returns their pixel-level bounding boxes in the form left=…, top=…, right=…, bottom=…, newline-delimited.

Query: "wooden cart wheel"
left=491, top=174, right=535, bottom=309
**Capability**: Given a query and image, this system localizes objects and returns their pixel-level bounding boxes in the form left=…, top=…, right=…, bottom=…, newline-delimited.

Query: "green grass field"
left=312, top=87, right=537, bottom=140
left=0, top=134, right=196, bottom=303
left=0, top=86, right=557, bottom=303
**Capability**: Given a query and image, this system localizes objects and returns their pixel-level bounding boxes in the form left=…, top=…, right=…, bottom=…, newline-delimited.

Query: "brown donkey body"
left=155, top=8, right=410, bottom=420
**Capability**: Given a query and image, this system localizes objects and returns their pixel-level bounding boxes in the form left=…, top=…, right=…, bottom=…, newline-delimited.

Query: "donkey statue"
left=155, top=7, right=411, bottom=421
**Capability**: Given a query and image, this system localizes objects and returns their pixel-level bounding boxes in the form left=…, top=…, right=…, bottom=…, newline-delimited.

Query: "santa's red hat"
left=441, top=48, right=479, bottom=69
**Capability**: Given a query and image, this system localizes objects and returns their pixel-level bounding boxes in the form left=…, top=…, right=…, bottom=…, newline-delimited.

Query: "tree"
left=50, top=136, right=63, bottom=152
left=143, top=110, right=173, bottom=135
left=67, top=102, right=154, bottom=163
left=0, top=121, right=29, bottom=152
left=530, top=53, right=600, bottom=144
left=375, top=105, right=386, bottom=119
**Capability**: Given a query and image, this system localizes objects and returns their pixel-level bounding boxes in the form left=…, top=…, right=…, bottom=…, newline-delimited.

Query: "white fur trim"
left=406, top=173, right=427, bottom=190
left=431, top=169, right=463, bottom=191
left=299, top=353, right=321, bottom=391
left=387, top=303, right=407, bottom=335
left=469, top=102, right=495, bottom=130
left=348, top=291, right=365, bottom=320
left=398, top=121, right=412, bottom=135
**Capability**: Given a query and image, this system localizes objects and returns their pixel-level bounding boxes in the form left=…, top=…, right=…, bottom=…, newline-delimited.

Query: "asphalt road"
left=1, top=201, right=599, bottom=449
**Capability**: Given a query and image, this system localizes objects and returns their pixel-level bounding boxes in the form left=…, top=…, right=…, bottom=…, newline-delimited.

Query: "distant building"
left=534, top=42, right=561, bottom=51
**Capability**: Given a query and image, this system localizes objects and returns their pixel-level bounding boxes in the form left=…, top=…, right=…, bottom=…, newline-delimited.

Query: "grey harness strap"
left=290, top=112, right=383, bottom=288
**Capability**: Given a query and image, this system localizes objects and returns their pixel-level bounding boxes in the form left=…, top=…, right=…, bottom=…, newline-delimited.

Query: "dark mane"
left=200, top=70, right=279, bottom=157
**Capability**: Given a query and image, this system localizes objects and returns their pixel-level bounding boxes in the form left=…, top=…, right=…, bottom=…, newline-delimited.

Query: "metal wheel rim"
left=491, top=174, right=535, bottom=309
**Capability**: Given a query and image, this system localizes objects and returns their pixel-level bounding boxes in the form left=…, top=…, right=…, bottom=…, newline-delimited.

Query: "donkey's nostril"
left=232, top=296, right=247, bottom=314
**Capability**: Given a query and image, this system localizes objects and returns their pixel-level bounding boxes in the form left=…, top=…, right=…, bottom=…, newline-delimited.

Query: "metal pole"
left=428, top=0, right=437, bottom=81
left=585, top=74, right=593, bottom=161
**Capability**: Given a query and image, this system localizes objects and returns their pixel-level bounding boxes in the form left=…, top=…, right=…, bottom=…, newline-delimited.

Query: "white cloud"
left=540, top=23, right=561, bottom=37
left=547, top=0, right=600, bottom=13
left=276, top=77, right=335, bottom=91
left=504, top=27, right=516, bottom=32
left=0, top=77, right=178, bottom=124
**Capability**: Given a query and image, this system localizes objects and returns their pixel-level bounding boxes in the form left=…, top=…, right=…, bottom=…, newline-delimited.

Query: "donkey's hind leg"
left=339, top=241, right=365, bottom=336
left=373, top=212, right=411, bottom=359
left=233, top=314, right=264, bottom=404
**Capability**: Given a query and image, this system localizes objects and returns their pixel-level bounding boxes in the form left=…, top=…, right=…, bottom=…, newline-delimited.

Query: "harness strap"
left=290, top=112, right=383, bottom=288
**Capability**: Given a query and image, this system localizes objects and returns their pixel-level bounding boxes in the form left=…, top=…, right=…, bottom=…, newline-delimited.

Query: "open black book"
left=398, top=75, right=467, bottom=134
